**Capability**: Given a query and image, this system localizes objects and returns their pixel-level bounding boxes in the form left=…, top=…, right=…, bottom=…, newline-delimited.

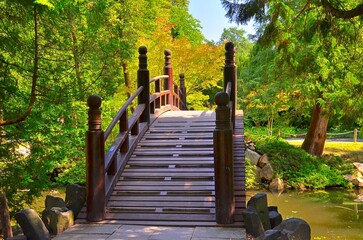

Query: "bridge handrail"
left=104, top=86, right=144, bottom=140
left=149, top=75, right=169, bottom=84
left=85, top=46, right=187, bottom=222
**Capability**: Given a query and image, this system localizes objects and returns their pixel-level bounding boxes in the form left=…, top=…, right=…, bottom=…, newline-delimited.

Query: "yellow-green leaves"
left=33, top=0, right=54, bottom=9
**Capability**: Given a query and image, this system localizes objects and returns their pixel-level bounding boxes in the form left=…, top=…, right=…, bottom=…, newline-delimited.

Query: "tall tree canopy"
left=222, top=0, right=363, bottom=156
left=0, top=0, right=224, bottom=212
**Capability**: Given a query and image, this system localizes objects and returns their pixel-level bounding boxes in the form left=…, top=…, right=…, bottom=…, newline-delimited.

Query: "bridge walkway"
left=78, top=110, right=245, bottom=227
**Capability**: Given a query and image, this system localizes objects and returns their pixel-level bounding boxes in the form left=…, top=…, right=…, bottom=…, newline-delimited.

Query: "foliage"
left=246, top=132, right=351, bottom=189
left=223, top=0, right=363, bottom=155
left=245, top=157, right=258, bottom=189
left=0, top=0, right=229, bottom=213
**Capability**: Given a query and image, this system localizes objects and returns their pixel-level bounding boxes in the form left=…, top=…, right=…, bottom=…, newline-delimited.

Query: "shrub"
left=246, top=133, right=350, bottom=189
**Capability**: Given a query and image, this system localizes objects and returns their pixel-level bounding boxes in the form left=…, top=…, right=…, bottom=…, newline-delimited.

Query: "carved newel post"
left=138, top=46, right=150, bottom=124
left=179, top=73, right=187, bottom=110
left=214, top=91, right=235, bottom=224
left=224, top=42, right=237, bottom=129
left=163, top=49, right=173, bottom=106
left=86, top=95, right=105, bottom=222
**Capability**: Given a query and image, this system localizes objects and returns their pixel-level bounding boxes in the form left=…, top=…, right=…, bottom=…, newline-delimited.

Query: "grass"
left=289, top=141, right=363, bottom=162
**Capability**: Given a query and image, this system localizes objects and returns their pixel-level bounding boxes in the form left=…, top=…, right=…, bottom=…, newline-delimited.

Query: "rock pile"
left=243, top=193, right=311, bottom=240
left=8, top=184, right=86, bottom=240
left=245, top=141, right=284, bottom=192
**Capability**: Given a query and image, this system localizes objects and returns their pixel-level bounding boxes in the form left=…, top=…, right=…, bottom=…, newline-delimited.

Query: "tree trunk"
left=0, top=193, right=13, bottom=239
left=301, top=102, right=329, bottom=156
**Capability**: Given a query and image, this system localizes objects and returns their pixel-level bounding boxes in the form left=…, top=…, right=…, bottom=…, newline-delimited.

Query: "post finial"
left=87, top=95, right=102, bottom=109
left=138, top=46, right=147, bottom=55
left=225, top=42, right=235, bottom=66
left=139, top=46, right=148, bottom=70
left=164, top=49, right=171, bottom=56
left=87, top=95, right=102, bottom=131
left=215, top=91, right=229, bottom=106
left=164, top=49, right=172, bottom=67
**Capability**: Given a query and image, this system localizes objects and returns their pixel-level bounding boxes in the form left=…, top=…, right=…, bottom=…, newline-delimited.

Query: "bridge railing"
left=214, top=42, right=237, bottom=224
left=85, top=46, right=186, bottom=222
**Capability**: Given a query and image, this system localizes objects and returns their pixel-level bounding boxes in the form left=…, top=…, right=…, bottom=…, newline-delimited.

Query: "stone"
left=274, top=218, right=311, bottom=240
left=269, top=178, right=284, bottom=193
left=14, top=209, right=50, bottom=240
left=242, top=205, right=265, bottom=238
left=247, top=193, right=271, bottom=230
left=246, top=140, right=256, bottom=151
left=65, top=184, right=86, bottom=218
left=263, top=229, right=285, bottom=240
left=257, top=154, right=269, bottom=168
left=268, top=207, right=283, bottom=229
left=7, top=235, right=27, bottom=240
left=260, top=163, right=274, bottom=181
left=245, top=148, right=261, bottom=166
left=343, top=174, right=355, bottom=182
left=48, top=207, right=74, bottom=235
left=352, top=177, right=363, bottom=187
left=45, top=195, right=66, bottom=210
left=353, top=162, right=363, bottom=174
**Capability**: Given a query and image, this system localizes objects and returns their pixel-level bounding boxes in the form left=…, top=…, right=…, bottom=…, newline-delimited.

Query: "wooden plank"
left=114, top=185, right=215, bottom=191
left=116, top=181, right=215, bottom=186
left=109, top=195, right=215, bottom=202
left=105, top=213, right=216, bottom=221
left=121, top=172, right=215, bottom=177
left=108, top=201, right=214, bottom=208
left=123, top=168, right=214, bottom=173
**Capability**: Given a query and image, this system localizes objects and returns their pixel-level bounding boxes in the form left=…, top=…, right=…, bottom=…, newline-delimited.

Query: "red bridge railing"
left=86, top=46, right=187, bottom=222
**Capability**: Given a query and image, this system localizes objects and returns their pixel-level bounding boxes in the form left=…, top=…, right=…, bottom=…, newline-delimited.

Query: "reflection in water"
left=248, top=190, right=363, bottom=240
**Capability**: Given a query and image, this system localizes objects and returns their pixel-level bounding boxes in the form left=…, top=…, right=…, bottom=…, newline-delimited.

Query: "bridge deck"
left=78, top=110, right=245, bottom=226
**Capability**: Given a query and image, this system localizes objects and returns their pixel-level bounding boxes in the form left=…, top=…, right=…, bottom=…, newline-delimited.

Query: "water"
left=248, top=190, right=363, bottom=240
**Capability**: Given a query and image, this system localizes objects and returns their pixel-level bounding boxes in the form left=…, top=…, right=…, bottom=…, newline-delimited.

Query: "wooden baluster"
left=354, top=129, right=358, bottom=142
left=214, top=91, right=234, bottom=224
left=155, top=78, right=161, bottom=109
left=120, top=111, right=128, bottom=153
left=224, top=42, right=237, bottom=129
left=86, top=95, right=105, bottom=222
left=138, top=46, right=150, bottom=124
left=174, top=84, right=178, bottom=108
left=164, top=49, right=173, bottom=106
left=179, top=73, right=187, bottom=110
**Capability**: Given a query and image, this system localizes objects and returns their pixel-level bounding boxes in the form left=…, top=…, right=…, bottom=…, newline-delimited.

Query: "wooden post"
left=214, top=91, right=235, bottom=224
left=138, top=46, right=150, bottom=124
left=86, top=95, right=105, bottom=222
left=179, top=73, right=187, bottom=110
left=224, top=42, right=237, bottom=129
left=354, top=129, right=358, bottom=142
left=164, top=49, right=173, bottom=106
left=0, top=193, right=13, bottom=239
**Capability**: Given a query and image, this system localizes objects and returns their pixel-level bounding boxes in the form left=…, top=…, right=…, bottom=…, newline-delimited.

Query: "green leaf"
left=33, top=0, right=54, bottom=9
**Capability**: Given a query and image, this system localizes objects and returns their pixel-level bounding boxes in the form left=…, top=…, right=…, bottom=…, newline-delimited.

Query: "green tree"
left=170, top=0, right=204, bottom=44
left=222, top=0, right=363, bottom=156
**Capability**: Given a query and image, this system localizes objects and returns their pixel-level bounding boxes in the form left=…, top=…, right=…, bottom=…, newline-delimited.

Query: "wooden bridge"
left=78, top=43, right=246, bottom=227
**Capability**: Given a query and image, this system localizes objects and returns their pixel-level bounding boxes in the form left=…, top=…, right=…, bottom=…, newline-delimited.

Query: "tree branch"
left=0, top=6, right=39, bottom=127
left=321, top=0, right=363, bottom=19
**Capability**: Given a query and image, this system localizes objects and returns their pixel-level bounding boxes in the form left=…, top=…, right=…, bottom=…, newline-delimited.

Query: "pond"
left=248, top=189, right=363, bottom=240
